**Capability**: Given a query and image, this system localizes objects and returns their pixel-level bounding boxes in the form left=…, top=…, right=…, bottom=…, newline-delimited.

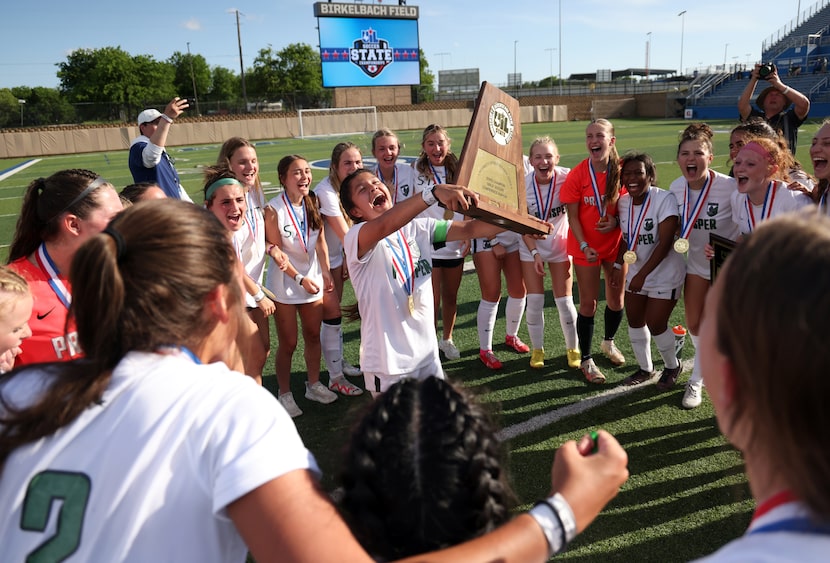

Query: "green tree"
left=0, top=89, right=22, bottom=128
left=249, top=43, right=327, bottom=110
left=412, top=49, right=435, bottom=103
left=168, top=51, right=212, bottom=105
left=209, top=66, right=240, bottom=103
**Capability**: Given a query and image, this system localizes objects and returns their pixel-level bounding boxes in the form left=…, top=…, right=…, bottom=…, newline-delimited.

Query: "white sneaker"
left=438, top=338, right=461, bottom=360
left=342, top=359, right=363, bottom=377
left=600, top=339, right=626, bottom=366
left=682, top=381, right=703, bottom=409
left=305, top=381, right=338, bottom=404
left=278, top=392, right=303, bottom=418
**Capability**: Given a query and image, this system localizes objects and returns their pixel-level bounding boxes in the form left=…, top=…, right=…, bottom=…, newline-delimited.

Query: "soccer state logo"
left=350, top=28, right=393, bottom=78
left=488, top=102, right=514, bottom=146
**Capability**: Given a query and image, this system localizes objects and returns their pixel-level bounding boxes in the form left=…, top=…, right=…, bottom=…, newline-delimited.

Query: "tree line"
left=0, top=44, right=435, bottom=128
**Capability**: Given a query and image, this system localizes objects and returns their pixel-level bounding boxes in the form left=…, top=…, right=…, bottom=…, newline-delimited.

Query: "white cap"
left=137, top=109, right=163, bottom=126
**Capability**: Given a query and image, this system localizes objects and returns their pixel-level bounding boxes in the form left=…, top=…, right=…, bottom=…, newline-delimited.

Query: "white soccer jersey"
left=617, top=186, right=686, bottom=292
left=313, top=176, right=345, bottom=269
left=413, top=165, right=466, bottom=261
left=0, top=350, right=316, bottom=563
left=264, top=193, right=324, bottom=305
left=669, top=171, right=740, bottom=280
left=344, top=218, right=444, bottom=376
left=519, top=167, right=572, bottom=263
left=730, top=181, right=813, bottom=237
left=373, top=162, right=417, bottom=203
left=233, top=189, right=267, bottom=308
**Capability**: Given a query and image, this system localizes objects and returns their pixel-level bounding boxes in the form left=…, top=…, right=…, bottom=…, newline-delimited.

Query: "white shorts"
left=363, top=357, right=445, bottom=394
left=519, top=233, right=569, bottom=263
left=471, top=235, right=520, bottom=254
left=625, top=283, right=683, bottom=300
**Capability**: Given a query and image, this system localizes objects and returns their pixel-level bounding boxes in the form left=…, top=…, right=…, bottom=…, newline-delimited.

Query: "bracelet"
left=528, top=500, right=566, bottom=558
left=613, top=262, right=622, bottom=270
left=549, top=493, right=577, bottom=544
left=253, top=288, right=265, bottom=302
left=781, top=86, right=790, bottom=96
left=294, top=273, right=304, bottom=285
left=160, top=114, right=174, bottom=123
left=530, top=248, right=540, bottom=258
left=421, top=186, right=438, bottom=206
left=267, top=243, right=276, bottom=256
left=579, top=241, right=589, bottom=252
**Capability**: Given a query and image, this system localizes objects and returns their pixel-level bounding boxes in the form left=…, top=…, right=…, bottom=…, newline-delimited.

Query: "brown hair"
left=329, top=142, right=362, bottom=190
left=716, top=210, right=830, bottom=519
left=589, top=119, right=621, bottom=208
left=8, top=169, right=114, bottom=263
left=678, top=122, right=715, bottom=157
left=620, top=151, right=657, bottom=186
left=202, top=165, right=240, bottom=206
left=371, top=128, right=401, bottom=153
left=0, top=200, right=241, bottom=471
left=277, top=155, right=323, bottom=231
left=217, top=137, right=264, bottom=204
left=414, top=124, right=459, bottom=183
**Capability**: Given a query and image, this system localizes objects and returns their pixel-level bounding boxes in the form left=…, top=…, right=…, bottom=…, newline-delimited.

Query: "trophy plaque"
left=454, top=82, right=550, bottom=235
left=709, top=233, right=737, bottom=283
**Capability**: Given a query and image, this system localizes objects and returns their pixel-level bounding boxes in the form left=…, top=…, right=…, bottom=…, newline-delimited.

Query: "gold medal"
left=408, top=295, right=415, bottom=314
left=443, top=208, right=454, bottom=220
left=623, top=250, right=637, bottom=264
left=673, top=237, right=690, bottom=254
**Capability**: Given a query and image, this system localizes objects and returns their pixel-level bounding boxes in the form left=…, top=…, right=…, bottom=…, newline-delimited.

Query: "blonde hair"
left=415, top=124, right=459, bottom=183
left=0, top=267, right=30, bottom=315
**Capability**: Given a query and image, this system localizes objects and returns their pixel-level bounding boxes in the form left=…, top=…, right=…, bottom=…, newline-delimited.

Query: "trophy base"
left=451, top=195, right=551, bottom=236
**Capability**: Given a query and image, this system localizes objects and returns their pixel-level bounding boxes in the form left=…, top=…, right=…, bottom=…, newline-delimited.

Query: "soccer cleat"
left=278, top=392, right=303, bottom=418
left=600, top=339, right=626, bottom=366
left=342, top=359, right=363, bottom=377
left=329, top=376, right=363, bottom=396
left=305, top=381, right=338, bottom=404
left=566, top=348, right=581, bottom=369
left=581, top=358, right=606, bottom=384
left=681, top=381, right=704, bottom=409
left=479, top=349, right=503, bottom=370
left=438, top=338, right=461, bottom=360
left=529, top=348, right=545, bottom=369
left=622, top=368, right=656, bottom=386
left=656, top=366, right=682, bottom=391
left=505, top=334, right=530, bottom=353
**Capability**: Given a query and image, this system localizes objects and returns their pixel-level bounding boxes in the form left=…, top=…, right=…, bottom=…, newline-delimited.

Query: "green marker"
left=590, top=431, right=599, bottom=454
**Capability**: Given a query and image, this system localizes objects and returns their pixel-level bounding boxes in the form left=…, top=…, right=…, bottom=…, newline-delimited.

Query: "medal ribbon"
left=626, top=190, right=652, bottom=253
left=532, top=171, right=556, bottom=221
left=428, top=163, right=444, bottom=185
left=36, top=243, right=71, bottom=309
left=387, top=230, right=415, bottom=301
left=748, top=490, right=830, bottom=536
left=745, top=181, right=777, bottom=233
left=588, top=160, right=607, bottom=219
left=282, top=192, right=309, bottom=253
left=680, top=170, right=714, bottom=239
left=377, top=166, right=399, bottom=203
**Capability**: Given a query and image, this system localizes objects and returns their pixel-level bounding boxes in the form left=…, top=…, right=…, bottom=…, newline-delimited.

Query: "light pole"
left=513, top=40, right=519, bottom=97
left=678, top=10, right=687, bottom=76
left=558, top=0, right=563, bottom=95
left=545, top=47, right=557, bottom=88
left=646, top=32, right=652, bottom=78
left=434, top=52, right=450, bottom=70
left=232, top=9, right=248, bottom=111
left=18, top=99, right=25, bottom=127
left=186, top=42, right=200, bottom=116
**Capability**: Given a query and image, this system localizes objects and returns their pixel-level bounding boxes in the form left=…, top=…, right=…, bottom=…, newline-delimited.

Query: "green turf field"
left=1, top=117, right=819, bottom=560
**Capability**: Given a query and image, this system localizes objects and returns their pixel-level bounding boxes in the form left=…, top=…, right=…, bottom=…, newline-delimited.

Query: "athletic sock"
left=653, top=327, right=679, bottom=369
left=505, top=295, right=526, bottom=338
left=688, top=333, right=703, bottom=385
left=525, top=293, right=546, bottom=350
left=477, top=299, right=499, bottom=351
left=577, top=313, right=595, bottom=361
left=628, top=325, right=653, bottom=372
left=604, top=306, right=624, bottom=340
left=554, top=295, right=578, bottom=350
left=321, top=318, right=343, bottom=378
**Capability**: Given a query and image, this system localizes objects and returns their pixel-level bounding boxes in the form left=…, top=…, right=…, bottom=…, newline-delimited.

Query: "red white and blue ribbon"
left=744, top=181, right=777, bottom=233
left=680, top=170, right=714, bottom=240
left=376, top=165, right=399, bottom=203
left=282, top=192, right=309, bottom=253
left=588, top=160, right=607, bottom=218
left=387, top=230, right=415, bottom=301
left=36, top=242, right=71, bottom=309
left=626, top=190, right=652, bottom=253
left=532, top=171, right=557, bottom=221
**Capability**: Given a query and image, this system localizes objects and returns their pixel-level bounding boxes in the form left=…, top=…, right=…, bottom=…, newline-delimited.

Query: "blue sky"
left=0, top=0, right=812, bottom=90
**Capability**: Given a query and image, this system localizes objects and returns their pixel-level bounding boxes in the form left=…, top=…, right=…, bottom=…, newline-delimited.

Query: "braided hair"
left=339, top=376, right=515, bottom=560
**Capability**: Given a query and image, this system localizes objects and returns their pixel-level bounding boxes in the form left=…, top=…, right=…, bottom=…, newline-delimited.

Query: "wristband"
left=579, top=241, right=589, bottom=252
left=528, top=500, right=566, bottom=558
left=267, top=243, right=276, bottom=256
left=530, top=248, right=540, bottom=258
left=294, top=273, right=304, bottom=285
left=422, top=186, right=438, bottom=206
left=549, top=493, right=577, bottom=544
left=160, top=114, right=174, bottom=123
left=781, top=86, right=790, bottom=96
left=613, top=262, right=622, bottom=270
left=253, top=289, right=266, bottom=302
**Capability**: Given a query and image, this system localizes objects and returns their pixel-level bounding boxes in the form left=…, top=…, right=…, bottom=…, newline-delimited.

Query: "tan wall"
left=0, top=103, right=573, bottom=159
left=332, top=86, right=412, bottom=107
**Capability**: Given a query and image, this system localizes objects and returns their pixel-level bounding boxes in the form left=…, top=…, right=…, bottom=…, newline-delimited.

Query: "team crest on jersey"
left=488, top=102, right=515, bottom=146
left=707, top=202, right=719, bottom=217
left=644, top=218, right=654, bottom=231
left=350, top=28, right=393, bottom=78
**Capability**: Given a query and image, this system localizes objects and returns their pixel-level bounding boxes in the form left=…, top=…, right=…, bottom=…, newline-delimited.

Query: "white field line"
left=0, top=159, right=41, bottom=182
left=497, top=358, right=695, bottom=441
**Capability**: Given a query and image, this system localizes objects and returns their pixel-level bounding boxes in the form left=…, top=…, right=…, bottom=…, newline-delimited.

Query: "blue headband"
left=205, top=178, right=243, bottom=201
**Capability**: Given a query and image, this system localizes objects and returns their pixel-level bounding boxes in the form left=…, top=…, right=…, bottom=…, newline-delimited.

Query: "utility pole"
left=186, top=42, right=200, bottom=116
left=235, top=10, right=248, bottom=111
